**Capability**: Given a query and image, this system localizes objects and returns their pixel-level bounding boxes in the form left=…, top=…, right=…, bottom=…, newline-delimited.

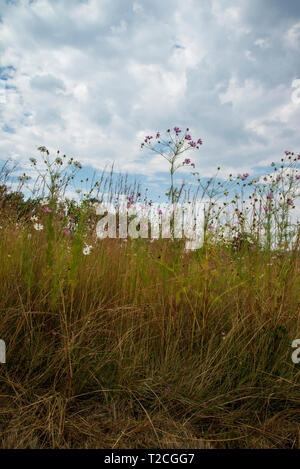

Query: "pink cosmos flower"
left=45, top=207, right=52, bottom=212
left=185, top=134, right=192, bottom=140
left=267, top=193, right=274, bottom=199
left=197, top=138, right=203, bottom=145
left=64, top=230, right=70, bottom=235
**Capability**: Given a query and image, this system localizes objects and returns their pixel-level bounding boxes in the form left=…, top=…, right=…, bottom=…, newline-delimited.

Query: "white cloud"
left=285, top=22, right=300, bottom=48
left=219, top=77, right=265, bottom=108
left=211, top=1, right=250, bottom=35
left=254, top=38, right=270, bottom=49
left=0, top=0, right=299, bottom=191
left=132, top=2, right=143, bottom=13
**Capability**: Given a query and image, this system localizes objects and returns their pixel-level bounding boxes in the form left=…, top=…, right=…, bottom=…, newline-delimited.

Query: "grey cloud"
left=30, top=74, right=65, bottom=92
left=0, top=0, right=299, bottom=182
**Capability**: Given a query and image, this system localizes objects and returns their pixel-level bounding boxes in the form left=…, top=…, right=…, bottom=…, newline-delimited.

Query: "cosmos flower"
left=83, top=245, right=93, bottom=255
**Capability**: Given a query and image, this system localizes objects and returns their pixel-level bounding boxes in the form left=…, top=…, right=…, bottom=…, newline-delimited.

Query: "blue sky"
left=0, top=0, right=300, bottom=198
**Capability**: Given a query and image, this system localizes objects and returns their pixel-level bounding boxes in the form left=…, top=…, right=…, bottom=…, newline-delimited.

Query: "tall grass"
left=0, top=148, right=299, bottom=449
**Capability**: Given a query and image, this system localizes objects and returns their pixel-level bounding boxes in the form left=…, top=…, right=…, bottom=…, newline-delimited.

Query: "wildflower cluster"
left=140, top=126, right=203, bottom=204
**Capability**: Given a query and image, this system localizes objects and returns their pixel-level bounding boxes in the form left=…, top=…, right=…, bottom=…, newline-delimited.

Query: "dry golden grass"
left=0, top=208, right=300, bottom=448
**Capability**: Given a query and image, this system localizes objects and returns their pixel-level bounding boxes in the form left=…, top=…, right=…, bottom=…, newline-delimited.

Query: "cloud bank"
left=0, top=0, right=300, bottom=186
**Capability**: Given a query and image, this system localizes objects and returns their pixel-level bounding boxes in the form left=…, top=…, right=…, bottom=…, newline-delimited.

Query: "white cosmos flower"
left=34, top=223, right=44, bottom=231
left=31, top=215, right=38, bottom=222
left=82, top=245, right=93, bottom=255
left=40, top=198, right=48, bottom=206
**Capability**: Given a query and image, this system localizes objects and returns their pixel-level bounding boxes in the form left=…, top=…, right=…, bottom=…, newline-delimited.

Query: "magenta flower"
left=69, top=217, right=75, bottom=222
left=189, top=141, right=196, bottom=147
left=158, top=209, right=163, bottom=215
left=276, top=177, right=281, bottom=182
left=183, top=158, right=191, bottom=165
left=174, top=127, right=181, bottom=133
left=267, top=193, right=274, bottom=200
left=208, top=224, right=213, bottom=230
left=197, top=138, right=203, bottom=145
left=285, top=151, right=291, bottom=156
left=45, top=207, right=52, bottom=212
left=264, top=206, right=269, bottom=211
left=185, top=134, right=192, bottom=140
left=64, top=230, right=70, bottom=235
left=296, top=175, right=300, bottom=180
left=288, top=199, right=294, bottom=206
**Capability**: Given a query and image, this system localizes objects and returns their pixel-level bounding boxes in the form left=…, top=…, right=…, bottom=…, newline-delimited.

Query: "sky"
left=0, top=0, right=300, bottom=197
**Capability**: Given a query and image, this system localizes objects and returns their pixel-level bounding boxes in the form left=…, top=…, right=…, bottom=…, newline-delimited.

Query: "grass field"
left=0, top=147, right=299, bottom=449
